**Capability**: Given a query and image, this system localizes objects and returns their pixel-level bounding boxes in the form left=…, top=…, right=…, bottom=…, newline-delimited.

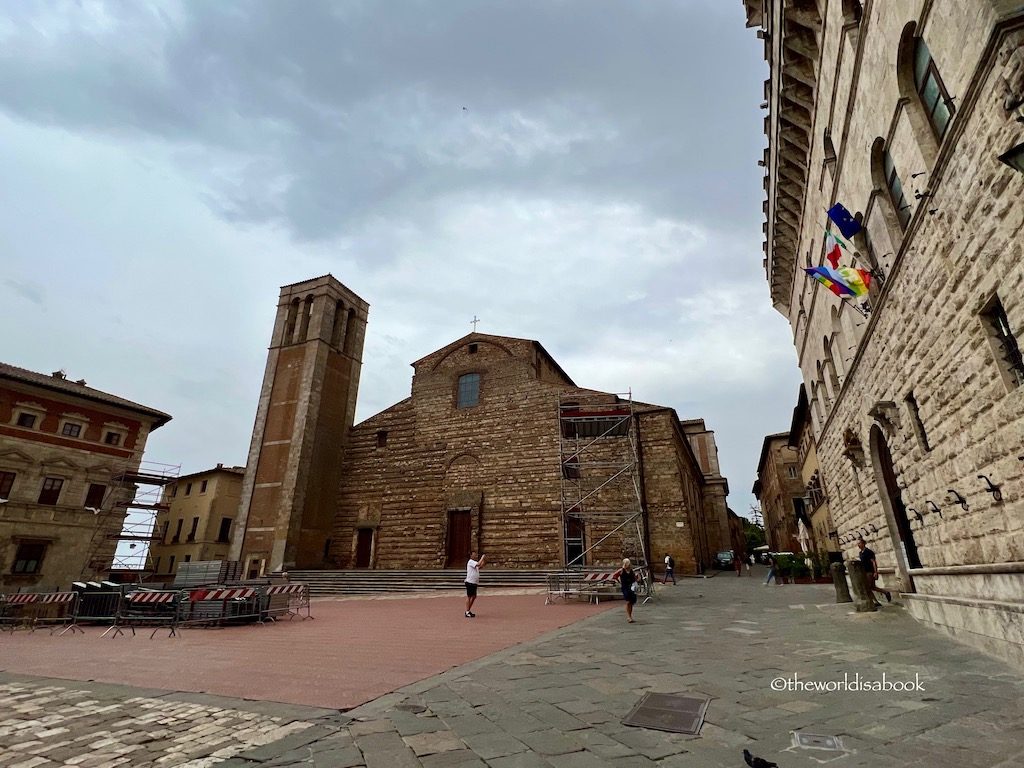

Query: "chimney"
left=75, top=379, right=87, bottom=386
left=51, top=370, right=67, bottom=380
left=216, top=463, right=223, bottom=469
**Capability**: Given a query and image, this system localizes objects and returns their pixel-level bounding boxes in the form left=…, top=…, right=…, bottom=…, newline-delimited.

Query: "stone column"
left=846, top=559, right=877, bottom=612
left=830, top=561, right=852, bottom=603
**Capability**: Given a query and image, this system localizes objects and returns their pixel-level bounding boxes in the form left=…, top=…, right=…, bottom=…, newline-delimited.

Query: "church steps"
left=284, top=569, right=554, bottom=596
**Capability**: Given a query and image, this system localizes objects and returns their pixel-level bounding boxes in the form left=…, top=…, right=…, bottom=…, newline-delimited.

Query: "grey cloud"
left=2, top=278, right=45, bottom=306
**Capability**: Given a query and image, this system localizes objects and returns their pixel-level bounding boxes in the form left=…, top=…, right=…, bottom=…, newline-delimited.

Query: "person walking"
left=856, top=538, right=892, bottom=605
left=746, top=553, right=754, bottom=575
left=663, top=553, right=676, bottom=585
left=734, top=551, right=743, bottom=577
left=764, top=554, right=779, bottom=585
left=612, top=558, right=638, bottom=623
left=465, top=552, right=486, bottom=617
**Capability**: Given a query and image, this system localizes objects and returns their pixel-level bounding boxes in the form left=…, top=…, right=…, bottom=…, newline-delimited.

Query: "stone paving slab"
left=3, top=571, right=1024, bottom=766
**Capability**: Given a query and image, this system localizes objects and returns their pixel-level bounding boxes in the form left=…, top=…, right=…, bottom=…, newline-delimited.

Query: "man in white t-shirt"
left=465, top=552, right=486, bottom=618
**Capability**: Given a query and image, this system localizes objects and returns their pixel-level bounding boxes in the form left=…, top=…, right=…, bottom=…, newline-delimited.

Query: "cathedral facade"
left=232, top=276, right=731, bottom=576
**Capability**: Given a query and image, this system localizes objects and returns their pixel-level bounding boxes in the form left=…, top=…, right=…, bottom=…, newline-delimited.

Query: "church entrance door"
left=355, top=528, right=373, bottom=568
left=446, top=510, right=472, bottom=567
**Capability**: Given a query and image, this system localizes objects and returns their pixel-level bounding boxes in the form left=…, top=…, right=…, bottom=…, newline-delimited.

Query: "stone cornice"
left=762, top=0, right=826, bottom=315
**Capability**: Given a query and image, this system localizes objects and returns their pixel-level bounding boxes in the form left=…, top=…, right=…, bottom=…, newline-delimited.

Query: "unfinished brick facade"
left=328, top=333, right=730, bottom=573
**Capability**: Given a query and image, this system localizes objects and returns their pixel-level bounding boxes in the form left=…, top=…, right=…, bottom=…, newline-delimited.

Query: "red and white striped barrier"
left=38, top=592, right=76, bottom=604
left=265, top=584, right=305, bottom=596
left=189, top=587, right=257, bottom=601
left=1, top=592, right=80, bottom=634
left=127, top=591, right=178, bottom=604
left=582, top=572, right=616, bottom=582
left=3, top=594, right=38, bottom=605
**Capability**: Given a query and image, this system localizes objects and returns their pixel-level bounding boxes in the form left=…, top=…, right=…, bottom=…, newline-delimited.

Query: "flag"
left=804, top=266, right=855, bottom=297
left=825, top=231, right=843, bottom=269
left=826, top=203, right=862, bottom=239
left=837, top=266, right=871, bottom=297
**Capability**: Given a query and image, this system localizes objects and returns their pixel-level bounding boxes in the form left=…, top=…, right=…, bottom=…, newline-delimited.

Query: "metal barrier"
left=0, top=592, right=82, bottom=634
left=176, top=587, right=262, bottom=629
left=1, top=593, right=40, bottom=632
left=106, top=590, right=182, bottom=639
left=262, top=584, right=312, bottom=621
left=1, top=581, right=313, bottom=637
left=546, top=571, right=618, bottom=605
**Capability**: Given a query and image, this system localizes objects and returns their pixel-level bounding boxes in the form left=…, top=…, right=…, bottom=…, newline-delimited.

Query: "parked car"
left=713, top=550, right=734, bottom=569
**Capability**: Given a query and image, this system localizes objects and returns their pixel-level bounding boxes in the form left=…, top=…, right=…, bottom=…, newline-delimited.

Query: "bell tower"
left=230, top=275, right=368, bottom=574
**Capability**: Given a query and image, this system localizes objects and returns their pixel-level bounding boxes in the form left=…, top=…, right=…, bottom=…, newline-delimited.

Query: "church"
left=229, top=275, right=731, bottom=576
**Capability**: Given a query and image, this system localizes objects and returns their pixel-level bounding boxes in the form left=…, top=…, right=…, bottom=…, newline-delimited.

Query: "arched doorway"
left=869, top=425, right=921, bottom=584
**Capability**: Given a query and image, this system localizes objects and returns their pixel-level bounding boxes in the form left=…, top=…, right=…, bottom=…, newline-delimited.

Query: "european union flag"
left=826, top=203, right=862, bottom=239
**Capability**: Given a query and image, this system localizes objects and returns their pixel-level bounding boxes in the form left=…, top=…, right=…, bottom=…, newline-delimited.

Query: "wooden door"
left=446, top=510, right=472, bottom=567
left=355, top=528, right=373, bottom=568
left=872, top=426, right=921, bottom=569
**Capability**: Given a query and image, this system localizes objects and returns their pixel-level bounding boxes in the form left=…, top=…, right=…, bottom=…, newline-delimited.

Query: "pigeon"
left=743, top=749, right=778, bottom=768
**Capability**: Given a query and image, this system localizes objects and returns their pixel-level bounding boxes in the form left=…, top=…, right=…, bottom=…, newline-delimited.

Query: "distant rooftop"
left=0, top=362, right=172, bottom=428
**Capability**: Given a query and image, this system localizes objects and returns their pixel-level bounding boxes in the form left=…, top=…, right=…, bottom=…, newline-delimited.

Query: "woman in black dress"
left=612, top=558, right=638, bottom=623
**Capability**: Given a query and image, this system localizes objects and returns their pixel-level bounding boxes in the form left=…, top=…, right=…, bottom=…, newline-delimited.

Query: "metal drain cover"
left=622, top=692, right=710, bottom=734
left=793, top=732, right=844, bottom=751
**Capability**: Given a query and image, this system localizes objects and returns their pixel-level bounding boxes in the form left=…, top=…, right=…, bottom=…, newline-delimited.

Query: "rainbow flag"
left=805, top=266, right=855, bottom=297
left=837, top=266, right=871, bottom=297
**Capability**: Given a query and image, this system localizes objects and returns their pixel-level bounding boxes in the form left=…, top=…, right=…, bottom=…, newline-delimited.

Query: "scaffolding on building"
left=82, top=460, right=181, bottom=580
left=556, top=391, right=655, bottom=601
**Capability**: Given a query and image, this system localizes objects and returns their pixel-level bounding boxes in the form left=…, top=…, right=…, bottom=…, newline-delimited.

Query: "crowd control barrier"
left=176, top=587, right=262, bottom=628
left=1, top=582, right=312, bottom=637
left=0, top=592, right=81, bottom=634
left=262, top=583, right=313, bottom=621
left=105, top=590, right=183, bottom=639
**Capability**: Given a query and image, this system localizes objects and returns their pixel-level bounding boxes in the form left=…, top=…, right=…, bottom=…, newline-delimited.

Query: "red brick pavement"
left=0, top=593, right=611, bottom=710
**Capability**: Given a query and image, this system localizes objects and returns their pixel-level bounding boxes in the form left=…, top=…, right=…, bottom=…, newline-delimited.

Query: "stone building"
left=147, top=464, right=244, bottom=579
left=233, top=276, right=731, bottom=575
left=789, top=384, right=837, bottom=557
left=0, top=363, right=170, bottom=590
left=752, top=432, right=804, bottom=552
left=744, top=0, right=1024, bottom=661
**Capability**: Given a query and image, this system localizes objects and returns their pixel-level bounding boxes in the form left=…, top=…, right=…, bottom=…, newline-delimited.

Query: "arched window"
left=342, top=308, right=358, bottom=354
left=912, top=37, right=954, bottom=141
left=824, top=336, right=842, bottom=396
left=882, top=149, right=911, bottom=230
left=871, top=138, right=911, bottom=245
left=297, top=295, right=313, bottom=342
left=330, top=300, right=346, bottom=348
left=823, top=130, right=837, bottom=166
left=897, top=23, right=955, bottom=160
left=816, top=361, right=831, bottom=408
left=283, top=298, right=299, bottom=344
left=457, top=373, right=481, bottom=409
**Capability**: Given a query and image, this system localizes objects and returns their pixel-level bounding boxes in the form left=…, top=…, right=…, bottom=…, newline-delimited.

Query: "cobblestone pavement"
left=3, top=570, right=1024, bottom=767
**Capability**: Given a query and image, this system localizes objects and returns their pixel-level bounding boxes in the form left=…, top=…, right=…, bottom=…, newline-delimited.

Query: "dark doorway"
left=355, top=528, right=373, bottom=568
left=565, top=517, right=586, bottom=568
left=446, top=510, right=472, bottom=567
left=870, top=425, right=921, bottom=570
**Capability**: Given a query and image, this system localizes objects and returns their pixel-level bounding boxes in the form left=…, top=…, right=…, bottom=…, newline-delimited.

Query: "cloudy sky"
left=1, top=1, right=800, bottom=521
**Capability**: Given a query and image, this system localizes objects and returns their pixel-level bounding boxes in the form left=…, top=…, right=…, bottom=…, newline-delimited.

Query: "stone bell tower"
left=230, top=275, right=368, bottom=574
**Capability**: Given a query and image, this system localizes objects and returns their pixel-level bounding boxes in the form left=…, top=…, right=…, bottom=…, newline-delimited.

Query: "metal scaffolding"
left=556, top=391, right=654, bottom=599
left=82, top=460, right=180, bottom=579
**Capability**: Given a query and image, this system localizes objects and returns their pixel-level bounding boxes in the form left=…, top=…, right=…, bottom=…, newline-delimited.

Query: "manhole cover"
left=792, top=732, right=844, bottom=751
left=622, top=692, right=710, bottom=735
